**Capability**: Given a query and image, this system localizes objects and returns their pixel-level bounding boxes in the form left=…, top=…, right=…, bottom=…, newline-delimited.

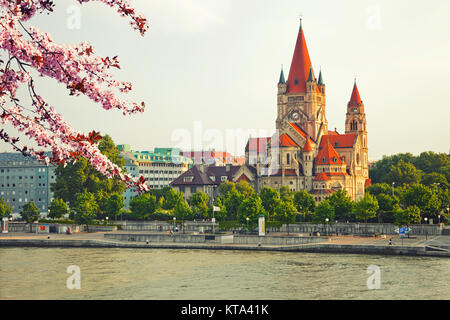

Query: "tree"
left=51, top=135, right=127, bottom=208
left=279, top=186, right=293, bottom=203
left=0, top=197, right=12, bottom=218
left=129, top=193, right=157, bottom=220
left=353, top=194, right=379, bottom=223
left=0, top=1, right=149, bottom=193
left=293, top=190, right=315, bottom=222
left=72, top=191, right=98, bottom=231
left=374, top=193, right=398, bottom=223
left=190, top=191, right=210, bottom=219
left=400, top=183, right=440, bottom=220
left=421, top=172, right=449, bottom=189
left=415, top=152, right=450, bottom=174
left=393, top=205, right=421, bottom=227
left=313, top=200, right=335, bottom=225
left=173, top=199, right=192, bottom=232
left=237, top=194, right=263, bottom=232
left=274, top=200, right=298, bottom=235
left=210, top=197, right=227, bottom=222
left=327, top=190, right=354, bottom=222
left=387, top=160, right=422, bottom=186
left=222, top=188, right=244, bottom=221
left=217, top=181, right=236, bottom=197
left=161, top=189, right=184, bottom=211
left=260, top=187, right=281, bottom=221
left=48, top=198, right=69, bottom=219
left=21, top=201, right=40, bottom=232
left=235, top=181, right=255, bottom=198
left=105, top=193, right=125, bottom=220
left=370, top=153, right=416, bottom=183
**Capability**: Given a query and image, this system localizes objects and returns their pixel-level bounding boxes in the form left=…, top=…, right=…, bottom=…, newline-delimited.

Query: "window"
left=221, top=176, right=227, bottom=182
left=184, top=176, right=194, bottom=182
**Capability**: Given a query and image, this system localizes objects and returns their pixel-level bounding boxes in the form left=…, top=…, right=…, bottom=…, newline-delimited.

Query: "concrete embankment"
left=0, top=238, right=449, bottom=258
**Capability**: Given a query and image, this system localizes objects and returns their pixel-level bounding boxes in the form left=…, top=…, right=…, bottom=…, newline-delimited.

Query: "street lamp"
left=438, top=215, right=441, bottom=224
left=173, top=217, right=176, bottom=233
left=105, top=216, right=108, bottom=232
left=246, top=217, right=250, bottom=235
left=325, top=218, right=329, bottom=237
left=424, top=217, right=428, bottom=240
left=392, top=182, right=395, bottom=196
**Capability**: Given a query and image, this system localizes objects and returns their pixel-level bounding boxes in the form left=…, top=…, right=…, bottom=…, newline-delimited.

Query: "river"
left=0, top=247, right=449, bottom=300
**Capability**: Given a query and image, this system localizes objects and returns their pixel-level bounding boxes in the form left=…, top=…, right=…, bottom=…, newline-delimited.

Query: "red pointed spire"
left=287, top=23, right=315, bottom=93
left=349, top=81, right=362, bottom=106
left=303, top=137, right=313, bottom=152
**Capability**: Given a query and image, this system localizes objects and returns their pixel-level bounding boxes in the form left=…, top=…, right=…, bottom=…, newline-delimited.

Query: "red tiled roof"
left=288, top=122, right=308, bottom=139
left=327, top=172, right=349, bottom=176
left=328, top=131, right=339, bottom=135
left=316, top=137, right=344, bottom=165
left=365, top=178, right=372, bottom=187
left=303, top=138, right=313, bottom=152
left=286, top=26, right=320, bottom=94
left=285, top=169, right=297, bottom=176
left=323, top=134, right=357, bottom=149
left=349, top=82, right=363, bottom=107
left=314, top=172, right=331, bottom=181
left=271, top=133, right=299, bottom=148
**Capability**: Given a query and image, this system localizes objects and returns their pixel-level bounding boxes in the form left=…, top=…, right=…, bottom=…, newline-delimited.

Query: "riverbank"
left=1, top=232, right=449, bottom=258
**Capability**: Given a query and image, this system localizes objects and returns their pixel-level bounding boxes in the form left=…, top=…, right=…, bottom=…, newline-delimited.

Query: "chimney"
left=226, top=164, right=231, bottom=172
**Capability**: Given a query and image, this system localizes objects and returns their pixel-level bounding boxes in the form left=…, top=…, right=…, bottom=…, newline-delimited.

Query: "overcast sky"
left=2, top=0, right=449, bottom=160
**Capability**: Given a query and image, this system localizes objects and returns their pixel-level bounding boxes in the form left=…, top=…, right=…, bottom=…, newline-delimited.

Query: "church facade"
left=245, top=22, right=370, bottom=202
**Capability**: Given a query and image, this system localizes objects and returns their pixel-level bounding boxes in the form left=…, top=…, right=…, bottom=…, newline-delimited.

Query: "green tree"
left=161, top=189, right=184, bottom=211
left=217, top=181, right=236, bottom=197
left=400, top=183, right=440, bottom=220
left=387, top=160, right=423, bottom=186
left=327, top=190, right=354, bottom=222
left=105, top=193, right=125, bottom=220
left=274, top=200, right=298, bottom=235
left=235, top=181, right=255, bottom=198
left=48, top=198, right=69, bottom=219
left=421, top=172, right=449, bottom=189
left=313, top=200, right=335, bottom=225
left=279, top=186, right=293, bottom=203
left=51, top=134, right=126, bottom=207
left=0, top=197, right=12, bottom=218
left=129, top=193, right=157, bottom=220
left=222, top=188, right=244, bottom=221
left=393, top=205, right=421, bottom=227
left=72, top=191, right=98, bottom=231
left=414, top=151, right=450, bottom=174
left=21, top=201, right=40, bottom=232
left=173, top=198, right=192, bottom=232
left=237, top=194, right=263, bottom=232
left=210, top=197, right=227, bottom=221
left=369, top=153, right=416, bottom=183
left=190, top=191, right=210, bottom=219
left=260, top=187, right=281, bottom=221
left=353, top=193, right=379, bottom=223
left=293, top=190, right=315, bottom=222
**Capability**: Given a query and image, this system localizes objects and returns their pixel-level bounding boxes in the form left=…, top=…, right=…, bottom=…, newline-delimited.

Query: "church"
left=172, top=22, right=370, bottom=203
left=244, top=22, right=370, bottom=202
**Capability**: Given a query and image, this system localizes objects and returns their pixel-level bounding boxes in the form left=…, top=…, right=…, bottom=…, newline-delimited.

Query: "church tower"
left=345, top=81, right=369, bottom=185
left=276, top=21, right=327, bottom=142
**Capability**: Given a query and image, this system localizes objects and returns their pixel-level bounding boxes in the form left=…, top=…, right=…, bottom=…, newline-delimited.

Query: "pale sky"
left=2, top=0, right=450, bottom=160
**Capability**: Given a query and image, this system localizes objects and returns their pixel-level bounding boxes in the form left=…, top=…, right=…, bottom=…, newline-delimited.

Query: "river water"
left=0, top=247, right=449, bottom=300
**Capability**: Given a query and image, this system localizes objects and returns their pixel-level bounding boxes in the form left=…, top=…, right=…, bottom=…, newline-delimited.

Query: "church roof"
left=286, top=23, right=320, bottom=94
left=288, top=122, right=309, bottom=140
left=316, top=136, right=344, bottom=165
left=324, top=133, right=357, bottom=149
left=349, top=81, right=363, bottom=107
left=314, top=172, right=331, bottom=181
left=302, top=137, right=313, bottom=152
left=271, top=133, right=299, bottom=148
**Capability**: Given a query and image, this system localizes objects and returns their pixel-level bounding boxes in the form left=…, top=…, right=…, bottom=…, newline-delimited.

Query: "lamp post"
left=424, top=217, right=428, bottom=240
left=173, top=217, right=176, bottom=233
left=105, top=216, right=108, bottom=232
left=246, top=217, right=250, bottom=235
left=438, top=214, right=441, bottom=224
left=392, top=182, right=395, bottom=196
left=325, top=218, right=329, bottom=237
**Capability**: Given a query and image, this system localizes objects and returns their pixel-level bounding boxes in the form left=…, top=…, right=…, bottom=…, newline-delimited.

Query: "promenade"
left=1, top=230, right=449, bottom=258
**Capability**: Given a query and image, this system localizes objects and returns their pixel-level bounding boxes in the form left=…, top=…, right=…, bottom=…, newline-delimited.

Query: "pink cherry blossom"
left=0, top=0, right=150, bottom=193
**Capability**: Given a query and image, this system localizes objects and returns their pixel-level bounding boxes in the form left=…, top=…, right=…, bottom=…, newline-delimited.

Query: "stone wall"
left=7, top=222, right=117, bottom=233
